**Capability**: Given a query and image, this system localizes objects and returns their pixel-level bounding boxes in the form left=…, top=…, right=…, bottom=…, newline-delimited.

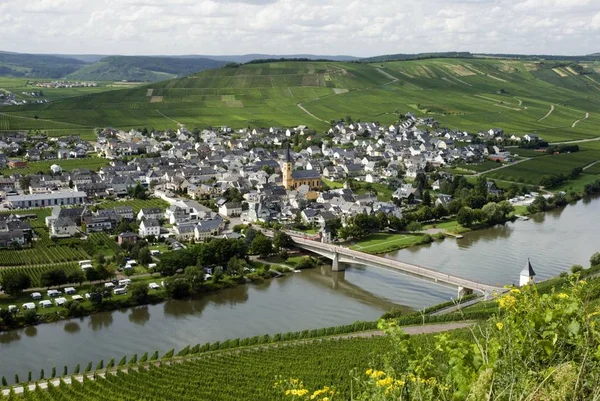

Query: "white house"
left=137, top=207, right=164, bottom=221
left=138, top=219, right=160, bottom=238
left=218, top=202, right=242, bottom=217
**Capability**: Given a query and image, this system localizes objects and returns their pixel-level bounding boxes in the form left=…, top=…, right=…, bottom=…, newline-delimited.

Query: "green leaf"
left=567, top=320, right=581, bottom=337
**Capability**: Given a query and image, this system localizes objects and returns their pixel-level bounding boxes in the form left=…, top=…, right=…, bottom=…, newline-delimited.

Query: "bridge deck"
left=289, top=236, right=506, bottom=295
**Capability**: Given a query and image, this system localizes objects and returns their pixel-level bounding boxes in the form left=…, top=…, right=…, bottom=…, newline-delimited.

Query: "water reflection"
left=89, top=312, right=113, bottom=331
left=24, top=326, right=37, bottom=337
left=64, top=322, right=81, bottom=334
left=0, top=330, right=21, bottom=344
left=128, top=306, right=150, bottom=326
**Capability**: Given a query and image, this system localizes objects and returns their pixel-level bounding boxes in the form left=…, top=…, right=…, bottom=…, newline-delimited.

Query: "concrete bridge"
left=281, top=235, right=506, bottom=297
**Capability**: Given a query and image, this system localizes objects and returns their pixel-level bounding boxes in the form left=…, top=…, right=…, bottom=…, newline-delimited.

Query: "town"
left=0, top=113, right=553, bottom=253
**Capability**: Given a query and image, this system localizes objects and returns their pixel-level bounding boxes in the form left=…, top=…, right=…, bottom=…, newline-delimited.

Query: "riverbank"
left=0, top=263, right=280, bottom=332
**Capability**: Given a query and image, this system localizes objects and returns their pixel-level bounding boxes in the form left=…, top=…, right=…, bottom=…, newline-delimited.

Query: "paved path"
left=474, top=157, right=531, bottom=177
left=538, top=104, right=555, bottom=121
left=583, top=160, right=600, bottom=171
left=550, top=136, right=600, bottom=145
left=431, top=298, right=482, bottom=316
left=572, top=112, right=590, bottom=128
left=0, top=321, right=474, bottom=395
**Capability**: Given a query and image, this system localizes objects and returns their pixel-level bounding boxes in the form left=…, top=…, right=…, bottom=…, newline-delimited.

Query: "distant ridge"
left=361, top=52, right=473, bottom=62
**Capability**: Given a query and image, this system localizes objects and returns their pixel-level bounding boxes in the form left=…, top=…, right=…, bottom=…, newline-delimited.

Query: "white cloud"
left=0, top=0, right=599, bottom=56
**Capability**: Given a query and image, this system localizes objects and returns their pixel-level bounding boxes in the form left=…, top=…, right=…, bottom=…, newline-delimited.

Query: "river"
left=1, top=197, right=599, bottom=379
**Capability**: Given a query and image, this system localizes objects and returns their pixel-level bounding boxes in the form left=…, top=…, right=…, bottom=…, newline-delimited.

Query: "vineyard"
left=0, top=245, right=89, bottom=267
left=96, top=199, right=169, bottom=213
left=7, top=335, right=395, bottom=401
left=0, top=263, right=79, bottom=288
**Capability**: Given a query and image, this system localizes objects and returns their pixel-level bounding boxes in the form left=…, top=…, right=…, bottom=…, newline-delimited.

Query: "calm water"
left=1, top=197, right=599, bottom=379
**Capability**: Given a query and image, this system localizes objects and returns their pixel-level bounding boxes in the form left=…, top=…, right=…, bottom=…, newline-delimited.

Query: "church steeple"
left=285, top=142, right=292, bottom=163
left=282, top=142, right=293, bottom=189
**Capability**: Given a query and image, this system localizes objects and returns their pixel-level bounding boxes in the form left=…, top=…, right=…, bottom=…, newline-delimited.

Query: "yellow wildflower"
left=365, top=369, right=373, bottom=376
left=587, top=311, right=600, bottom=318
left=498, top=295, right=516, bottom=309
left=376, top=377, right=393, bottom=387
left=510, top=288, right=521, bottom=294
left=558, top=293, right=569, bottom=299
left=496, top=322, right=504, bottom=330
left=580, top=280, right=587, bottom=285
left=370, top=370, right=385, bottom=379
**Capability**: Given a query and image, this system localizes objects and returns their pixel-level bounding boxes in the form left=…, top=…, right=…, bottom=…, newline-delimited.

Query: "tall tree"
left=0, top=270, right=31, bottom=296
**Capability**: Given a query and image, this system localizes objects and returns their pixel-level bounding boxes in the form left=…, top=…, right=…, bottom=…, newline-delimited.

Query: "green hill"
left=0, top=52, right=85, bottom=78
left=3, top=58, right=600, bottom=142
left=64, top=56, right=227, bottom=82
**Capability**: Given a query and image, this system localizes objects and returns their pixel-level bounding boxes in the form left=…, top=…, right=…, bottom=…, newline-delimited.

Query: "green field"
left=1, top=58, right=599, bottom=144
left=349, top=232, right=431, bottom=253
left=96, top=198, right=169, bottom=213
left=0, top=157, right=109, bottom=176
left=484, top=147, right=600, bottom=185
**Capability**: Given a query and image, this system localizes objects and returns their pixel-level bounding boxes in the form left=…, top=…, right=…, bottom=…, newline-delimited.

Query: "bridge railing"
left=291, top=236, right=504, bottom=292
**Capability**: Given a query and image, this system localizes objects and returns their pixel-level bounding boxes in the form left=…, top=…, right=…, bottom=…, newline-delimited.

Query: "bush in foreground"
left=279, top=279, right=600, bottom=400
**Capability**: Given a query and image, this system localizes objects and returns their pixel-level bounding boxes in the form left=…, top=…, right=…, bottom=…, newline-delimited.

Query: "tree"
left=88, top=285, right=110, bottom=304
left=85, top=267, right=101, bottom=283
left=325, top=218, right=342, bottom=239
left=0, top=270, right=32, bottom=296
left=128, top=183, right=148, bottom=200
left=184, top=266, right=205, bottom=290
left=273, top=231, right=294, bottom=251
left=19, top=176, right=32, bottom=192
left=457, top=206, right=475, bottom=227
left=244, top=227, right=258, bottom=244
left=590, top=252, right=600, bottom=267
left=164, top=278, right=191, bottom=299
left=67, top=270, right=85, bottom=286
left=227, top=256, right=247, bottom=276
left=138, top=247, right=152, bottom=265
left=406, top=221, right=422, bottom=233
left=250, top=235, right=274, bottom=258
left=40, top=269, right=68, bottom=288
left=130, top=282, right=149, bottom=304
left=422, top=191, right=432, bottom=207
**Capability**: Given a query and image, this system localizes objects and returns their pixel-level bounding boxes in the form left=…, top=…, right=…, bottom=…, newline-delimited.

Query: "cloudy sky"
left=1, top=0, right=599, bottom=56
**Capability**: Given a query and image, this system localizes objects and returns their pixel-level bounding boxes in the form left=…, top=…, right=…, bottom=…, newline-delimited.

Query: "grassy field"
left=0, top=157, right=109, bottom=176
left=484, top=147, right=600, bottom=185
left=349, top=232, right=432, bottom=253
left=96, top=198, right=169, bottom=213
left=1, top=58, right=599, bottom=144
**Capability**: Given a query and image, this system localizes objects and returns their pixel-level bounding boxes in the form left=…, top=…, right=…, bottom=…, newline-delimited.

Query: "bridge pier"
left=457, top=286, right=474, bottom=298
left=331, top=252, right=346, bottom=272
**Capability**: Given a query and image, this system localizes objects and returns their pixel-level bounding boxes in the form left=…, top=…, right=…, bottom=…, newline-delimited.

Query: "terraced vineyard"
left=3, top=58, right=600, bottom=144
left=8, top=336, right=394, bottom=401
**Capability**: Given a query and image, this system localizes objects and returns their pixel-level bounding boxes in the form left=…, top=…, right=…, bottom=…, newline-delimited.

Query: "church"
left=282, top=144, right=322, bottom=190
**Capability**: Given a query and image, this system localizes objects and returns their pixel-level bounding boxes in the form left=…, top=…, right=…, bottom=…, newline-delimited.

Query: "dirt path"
left=376, top=68, right=399, bottom=84
left=155, top=109, right=183, bottom=126
left=572, top=112, right=589, bottom=128
left=538, top=104, right=555, bottom=121
left=297, top=102, right=328, bottom=123
left=1, top=322, right=474, bottom=395
left=514, top=97, right=523, bottom=106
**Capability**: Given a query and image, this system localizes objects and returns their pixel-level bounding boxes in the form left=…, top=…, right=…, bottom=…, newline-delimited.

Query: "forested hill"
left=0, top=52, right=85, bottom=78
left=64, top=56, right=228, bottom=82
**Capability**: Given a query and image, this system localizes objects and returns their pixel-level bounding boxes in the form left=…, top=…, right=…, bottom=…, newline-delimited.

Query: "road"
left=538, top=104, right=554, bottom=121
left=0, top=321, right=474, bottom=395
left=296, top=102, right=328, bottom=123
left=572, top=112, right=589, bottom=128
left=473, top=157, right=531, bottom=177
left=550, top=136, right=600, bottom=145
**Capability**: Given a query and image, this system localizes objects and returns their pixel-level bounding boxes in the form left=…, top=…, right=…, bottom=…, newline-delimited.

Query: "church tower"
left=282, top=143, right=294, bottom=189
left=519, top=258, right=536, bottom=287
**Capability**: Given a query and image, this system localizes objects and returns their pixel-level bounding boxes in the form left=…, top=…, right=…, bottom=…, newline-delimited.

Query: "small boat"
left=294, top=270, right=301, bottom=273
